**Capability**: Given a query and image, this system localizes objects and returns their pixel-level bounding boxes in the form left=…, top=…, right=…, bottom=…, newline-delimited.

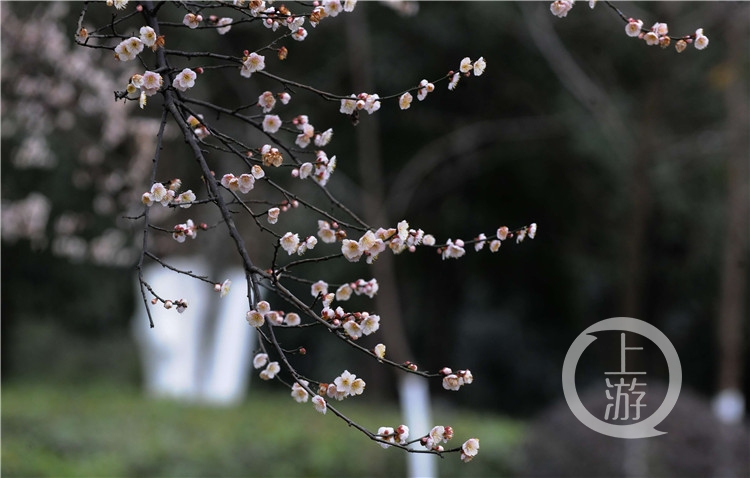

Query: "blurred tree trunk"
left=717, top=5, right=748, bottom=399
left=344, top=7, right=414, bottom=388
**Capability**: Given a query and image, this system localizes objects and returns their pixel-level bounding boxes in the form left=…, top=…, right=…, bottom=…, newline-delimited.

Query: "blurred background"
left=2, top=1, right=748, bottom=476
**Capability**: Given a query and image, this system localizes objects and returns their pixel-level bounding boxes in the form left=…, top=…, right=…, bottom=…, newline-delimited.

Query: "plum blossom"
left=172, top=219, right=198, bottom=242
left=139, top=26, right=157, bottom=47
left=141, top=70, right=163, bottom=96
left=461, top=438, right=480, bottom=462
left=443, top=374, right=461, bottom=391
left=297, top=236, right=317, bottom=255
left=257, top=301, right=271, bottom=315
left=219, top=279, right=231, bottom=297
left=183, top=13, right=202, bottom=28
left=550, top=0, right=574, bottom=18
left=267, top=207, right=280, bottom=224
left=311, top=280, right=328, bottom=297
left=291, top=381, right=309, bottom=403
left=474, top=233, right=487, bottom=251
left=377, top=427, right=396, bottom=448
left=361, top=313, right=380, bottom=335
left=442, top=239, right=466, bottom=260
left=448, top=72, right=460, bottom=91
left=253, top=353, right=268, bottom=369
left=241, top=52, right=265, bottom=78
left=246, top=310, right=265, bottom=327
left=284, top=312, right=301, bottom=326
left=364, top=94, right=381, bottom=114
left=176, top=190, right=196, bottom=208
left=216, top=17, right=233, bottom=34
left=238, top=173, right=254, bottom=193
left=292, top=27, right=308, bottom=41
left=694, top=28, right=709, bottom=50
left=341, top=239, right=363, bottom=262
left=343, top=320, right=363, bottom=339
left=335, top=284, right=352, bottom=301
left=651, top=22, right=668, bottom=36
left=251, top=165, right=265, bottom=179
left=528, top=223, right=537, bottom=239
left=459, top=57, right=472, bottom=73
left=489, top=239, right=502, bottom=252
left=340, top=95, right=358, bottom=114
left=114, top=37, right=143, bottom=61
left=496, top=226, right=509, bottom=240
left=259, top=361, right=280, bottom=380
left=399, top=92, right=413, bottom=110
left=280, top=232, right=300, bottom=255
left=374, top=343, right=386, bottom=359
left=318, top=220, right=337, bottom=243
left=323, top=0, right=342, bottom=17
left=516, top=229, right=527, bottom=243
left=473, top=57, right=486, bottom=76
left=644, top=31, right=659, bottom=46
left=334, top=370, right=355, bottom=394
left=625, top=19, right=643, bottom=37
left=262, top=115, right=282, bottom=133
left=312, top=395, right=327, bottom=414
left=172, top=68, right=197, bottom=91
left=314, top=128, right=333, bottom=147
left=258, top=91, right=276, bottom=113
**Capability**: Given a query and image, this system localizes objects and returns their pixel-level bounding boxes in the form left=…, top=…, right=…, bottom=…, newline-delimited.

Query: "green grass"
left=2, top=380, right=524, bottom=477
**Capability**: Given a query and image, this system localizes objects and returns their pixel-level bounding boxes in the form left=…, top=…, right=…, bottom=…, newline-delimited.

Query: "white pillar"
left=399, top=374, right=437, bottom=478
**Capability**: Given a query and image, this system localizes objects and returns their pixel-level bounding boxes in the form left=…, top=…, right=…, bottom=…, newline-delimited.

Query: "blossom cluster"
left=126, top=71, right=164, bottom=108
left=261, top=144, right=284, bottom=167
left=172, top=219, right=201, bottom=243
left=332, top=278, right=380, bottom=301
left=440, top=368, right=474, bottom=391
left=625, top=19, right=708, bottom=51
left=336, top=309, right=380, bottom=339
left=187, top=115, right=210, bottom=139
left=293, top=150, right=337, bottom=186
left=279, top=232, right=319, bottom=255
left=421, top=425, right=454, bottom=452
left=309, top=219, right=537, bottom=263
left=227, top=0, right=356, bottom=37
left=292, top=115, right=332, bottom=149
left=550, top=1, right=708, bottom=52
left=318, top=369, right=366, bottom=401
left=141, top=181, right=196, bottom=209
left=252, top=353, right=281, bottom=380
left=220, top=167, right=265, bottom=194
left=153, top=297, right=189, bottom=313
left=114, top=26, right=160, bottom=61
left=214, top=279, right=232, bottom=297
left=79, top=0, right=536, bottom=464
left=448, top=56, right=486, bottom=91
left=443, top=223, right=537, bottom=259
left=339, top=220, right=425, bottom=263
left=246, top=300, right=303, bottom=328
left=376, top=425, right=410, bottom=448
left=257, top=90, right=292, bottom=113
left=339, top=93, right=381, bottom=115
left=418, top=426, right=479, bottom=462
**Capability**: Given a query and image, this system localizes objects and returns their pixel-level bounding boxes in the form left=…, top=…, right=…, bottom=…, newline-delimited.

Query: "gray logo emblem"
left=562, top=317, right=682, bottom=439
